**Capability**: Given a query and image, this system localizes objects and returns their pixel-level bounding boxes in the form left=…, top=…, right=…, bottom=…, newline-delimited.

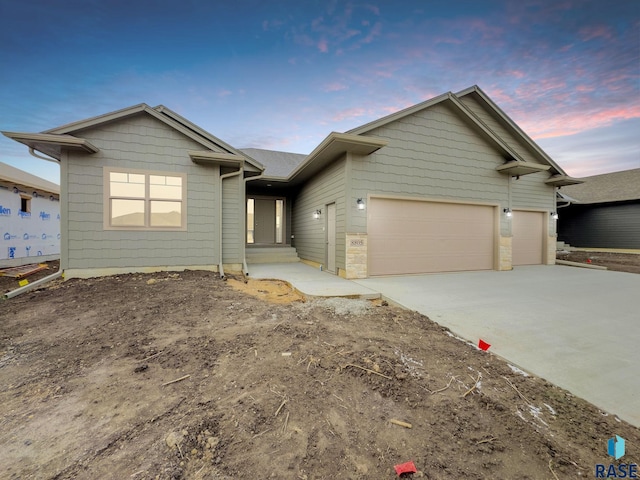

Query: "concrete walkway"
left=247, top=262, right=379, bottom=299
left=354, top=266, right=640, bottom=427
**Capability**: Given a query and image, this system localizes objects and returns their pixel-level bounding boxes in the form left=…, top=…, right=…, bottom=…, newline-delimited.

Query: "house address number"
left=350, top=239, right=364, bottom=247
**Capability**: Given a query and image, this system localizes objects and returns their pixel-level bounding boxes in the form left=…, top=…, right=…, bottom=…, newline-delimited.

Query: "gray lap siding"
left=63, top=113, right=221, bottom=271
left=351, top=103, right=509, bottom=234
left=292, top=156, right=346, bottom=269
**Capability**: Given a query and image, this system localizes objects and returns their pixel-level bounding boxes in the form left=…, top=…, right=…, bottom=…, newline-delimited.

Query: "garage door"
left=368, top=198, right=495, bottom=276
left=512, top=210, right=544, bottom=265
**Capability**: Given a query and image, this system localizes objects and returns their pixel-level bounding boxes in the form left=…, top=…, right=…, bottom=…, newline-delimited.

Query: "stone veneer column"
left=499, top=236, right=513, bottom=271
left=345, top=233, right=368, bottom=279
left=546, top=235, right=557, bottom=265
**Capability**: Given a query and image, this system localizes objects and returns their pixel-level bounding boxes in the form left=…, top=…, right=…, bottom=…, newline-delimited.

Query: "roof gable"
left=456, top=86, right=568, bottom=175
left=42, top=104, right=263, bottom=171
left=348, top=85, right=569, bottom=176
left=560, top=168, right=640, bottom=204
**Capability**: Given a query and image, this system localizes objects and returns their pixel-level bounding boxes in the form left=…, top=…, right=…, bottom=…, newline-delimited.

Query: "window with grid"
left=105, top=169, right=186, bottom=230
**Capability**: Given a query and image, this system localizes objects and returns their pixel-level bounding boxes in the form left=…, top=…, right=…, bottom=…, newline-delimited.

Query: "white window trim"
left=103, top=167, right=187, bottom=231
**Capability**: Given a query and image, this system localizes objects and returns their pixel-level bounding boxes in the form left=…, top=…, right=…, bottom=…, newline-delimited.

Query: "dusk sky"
left=1, top=0, right=638, bottom=185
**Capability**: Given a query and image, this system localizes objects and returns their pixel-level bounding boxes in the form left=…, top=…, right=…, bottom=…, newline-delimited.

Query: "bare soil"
left=556, top=251, right=640, bottom=274
left=1, top=262, right=639, bottom=479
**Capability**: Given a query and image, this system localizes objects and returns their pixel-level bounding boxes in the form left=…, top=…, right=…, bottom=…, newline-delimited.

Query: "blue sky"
left=1, top=0, right=638, bottom=184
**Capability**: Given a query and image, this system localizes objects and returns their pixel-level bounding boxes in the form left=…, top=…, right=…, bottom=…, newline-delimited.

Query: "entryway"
left=247, top=197, right=285, bottom=245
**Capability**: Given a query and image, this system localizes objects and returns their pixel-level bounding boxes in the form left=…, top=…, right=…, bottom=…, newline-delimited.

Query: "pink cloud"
left=218, top=89, right=232, bottom=98
left=332, top=107, right=367, bottom=122
left=523, top=105, right=640, bottom=139
left=579, top=25, right=614, bottom=42
left=317, top=38, right=329, bottom=53
left=323, top=82, right=348, bottom=92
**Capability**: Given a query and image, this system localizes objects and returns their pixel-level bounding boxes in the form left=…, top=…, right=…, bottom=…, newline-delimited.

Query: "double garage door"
left=368, top=198, right=544, bottom=276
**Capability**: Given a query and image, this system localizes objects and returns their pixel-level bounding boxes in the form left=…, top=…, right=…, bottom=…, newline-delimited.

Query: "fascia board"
left=347, top=92, right=450, bottom=135
left=496, top=160, right=551, bottom=176
left=44, top=104, right=149, bottom=134
left=287, top=132, right=387, bottom=184
left=1, top=131, right=99, bottom=160
left=545, top=175, right=585, bottom=186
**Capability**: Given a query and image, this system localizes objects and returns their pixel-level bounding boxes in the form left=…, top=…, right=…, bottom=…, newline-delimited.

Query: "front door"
left=326, top=203, right=336, bottom=273
left=247, top=197, right=284, bottom=245
left=254, top=199, right=276, bottom=244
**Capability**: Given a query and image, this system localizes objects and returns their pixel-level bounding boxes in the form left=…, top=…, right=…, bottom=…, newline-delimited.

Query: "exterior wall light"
left=313, top=209, right=321, bottom=219
left=356, top=198, right=365, bottom=210
left=551, top=212, right=559, bottom=220
left=503, top=208, right=512, bottom=217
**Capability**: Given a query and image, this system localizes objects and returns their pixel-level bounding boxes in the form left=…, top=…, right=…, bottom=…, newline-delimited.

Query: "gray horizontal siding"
left=64, top=113, right=219, bottom=270
left=352, top=102, right=509, bottom=233
left=293, top=156, right=346, bottom=268
left=222, top=174, right=241, bottom=263
left=460, top=95, right=543, bottom=165
left=558, top=202, right=640, bottom=248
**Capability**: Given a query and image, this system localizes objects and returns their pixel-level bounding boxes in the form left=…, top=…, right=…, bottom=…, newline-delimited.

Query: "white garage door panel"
left=512, top=210, right=544, bottom=266
left=369, top=199, right=495, bottom=276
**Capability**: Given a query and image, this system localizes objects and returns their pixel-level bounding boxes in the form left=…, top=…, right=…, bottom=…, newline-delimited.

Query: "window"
left=105, top=168, right=186, bottom=230
left=20, top=195, right=31, bottom=214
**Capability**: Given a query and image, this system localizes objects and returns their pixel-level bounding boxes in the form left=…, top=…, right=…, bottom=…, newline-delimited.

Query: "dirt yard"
left=1, top=259, right=639, bottom=479
left=556, top=250, right=640, bottom=274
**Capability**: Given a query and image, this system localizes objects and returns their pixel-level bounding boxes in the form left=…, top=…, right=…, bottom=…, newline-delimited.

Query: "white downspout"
left=219, top=167, right=243, bottom=279
left=242, top=172, right=264, bottom=277
left=28, top=147, right=59, bottom=163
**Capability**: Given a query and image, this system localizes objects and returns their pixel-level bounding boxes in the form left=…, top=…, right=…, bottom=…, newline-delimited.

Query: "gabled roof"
left=559, top=168, right=640, bottom=204
left=456, top=85, right=569, bottom=176
left=4, top=103, right=263, bottom=171
left=0, top=161, right=59, bottom=193
left=347, top=85, right=571, bottom=178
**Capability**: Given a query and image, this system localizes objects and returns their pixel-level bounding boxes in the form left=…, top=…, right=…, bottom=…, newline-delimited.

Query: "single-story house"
left=0, top=162, right=60, bottom=267
left=2, top=85, right=581, bottom=279
left=557, top=168, right=640, bottom=249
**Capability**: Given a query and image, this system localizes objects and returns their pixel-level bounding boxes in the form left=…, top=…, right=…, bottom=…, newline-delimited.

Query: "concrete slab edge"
left=555, top=260, right=607, bottom=270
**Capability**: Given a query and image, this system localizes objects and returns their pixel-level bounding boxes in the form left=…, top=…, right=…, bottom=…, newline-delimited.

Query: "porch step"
left=246, top=246, right=300, bottom=264
left=557, top=241, right=577, bottom=252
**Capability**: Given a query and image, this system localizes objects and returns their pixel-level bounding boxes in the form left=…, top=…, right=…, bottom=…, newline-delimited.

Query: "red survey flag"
left=394, top=460, right=417, bottom=475
left=478, top=339, right=491, bottom=351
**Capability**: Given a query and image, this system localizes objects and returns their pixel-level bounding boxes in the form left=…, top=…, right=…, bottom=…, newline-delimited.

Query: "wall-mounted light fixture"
left=503, top=208, right=512, bottom=217
left=313, top=209, right=321, bottom=219
left=551, top=212, right=559, bottom=220
left=356, top=198, right=365, bottom=210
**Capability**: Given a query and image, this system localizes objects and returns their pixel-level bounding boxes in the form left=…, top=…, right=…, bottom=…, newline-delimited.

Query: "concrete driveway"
left=354, top=265, right=640, bottom=427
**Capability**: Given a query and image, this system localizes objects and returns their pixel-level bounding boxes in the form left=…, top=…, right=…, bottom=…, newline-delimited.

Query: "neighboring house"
left=557, top=168, right=640, bottom=249
left=0, top=162, right=60, bottom=267
left=2, top=85, right=580, bottom=279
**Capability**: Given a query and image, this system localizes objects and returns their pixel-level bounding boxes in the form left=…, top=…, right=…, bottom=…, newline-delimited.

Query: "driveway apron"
left=355, top=265, right=640, bottom=427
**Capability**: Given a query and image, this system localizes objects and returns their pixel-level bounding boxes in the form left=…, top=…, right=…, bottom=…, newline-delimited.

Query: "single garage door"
left=368, top=198, right=495, bottom=276
left=512, top=210, right=544, bottom=265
